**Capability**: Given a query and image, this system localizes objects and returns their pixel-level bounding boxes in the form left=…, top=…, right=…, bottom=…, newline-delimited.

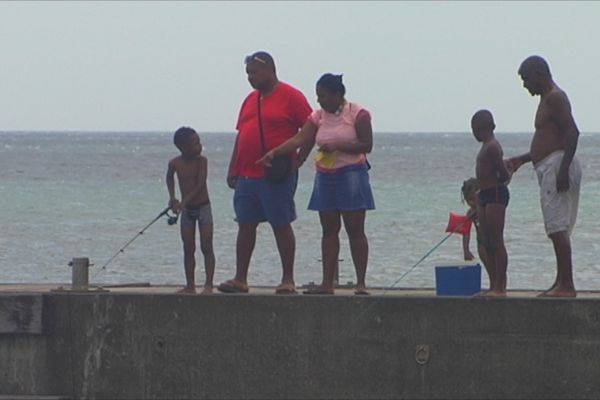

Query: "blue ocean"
left=2, top=131, right=599, bottom=290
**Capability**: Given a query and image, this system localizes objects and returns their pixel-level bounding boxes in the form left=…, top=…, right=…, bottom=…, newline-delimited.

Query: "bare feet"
left=537, top=286, right=576, bottom=298
left=177, top=286, right=197, bottom=294
left=201, top=285, right=213, bottom=295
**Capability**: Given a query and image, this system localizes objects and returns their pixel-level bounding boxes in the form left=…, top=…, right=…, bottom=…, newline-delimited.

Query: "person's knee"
left=549, top=230, right=569, bottom=242
left=486, top=236, right=505, bottom=253
left=344, top=220, right=366, bottom=240
left=322, top=224, right=341, bottom=238
left=341, top=212, right=366, bottom=239
left=479, top=235, right=492, bottom=252
left=238, top=223, right=258, bottom=234
left=183, top=241, right=196, bottom=254
left=343, top=221, right=365, bottom=240
left=346, top=229, right=366, bottom=241
left=200, top=241, right=214, bottom=255
left=272, top=222, right=293, bottom=235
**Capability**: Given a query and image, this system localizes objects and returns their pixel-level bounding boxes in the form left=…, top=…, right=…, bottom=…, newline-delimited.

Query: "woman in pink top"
left=258, top=73, right=375, bottom=295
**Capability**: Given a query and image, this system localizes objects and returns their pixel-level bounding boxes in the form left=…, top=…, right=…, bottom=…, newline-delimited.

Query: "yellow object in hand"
left=314, top=150, right=337, bottom=168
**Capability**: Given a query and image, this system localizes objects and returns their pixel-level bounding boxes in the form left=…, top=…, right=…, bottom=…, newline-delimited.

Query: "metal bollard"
left=70, top=257, right=90, bottom=290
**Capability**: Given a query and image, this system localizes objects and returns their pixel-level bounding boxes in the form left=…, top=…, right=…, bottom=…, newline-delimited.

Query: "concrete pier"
left=1, top=284, right=600, bottom=399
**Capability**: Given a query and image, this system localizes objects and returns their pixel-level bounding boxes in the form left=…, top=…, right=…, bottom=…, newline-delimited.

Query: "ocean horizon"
left=1, top=131, right=599, bottom=291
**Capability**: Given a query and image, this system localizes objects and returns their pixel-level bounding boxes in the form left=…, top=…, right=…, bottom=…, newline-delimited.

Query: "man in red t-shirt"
left=218, top=51, right=312, bottom=295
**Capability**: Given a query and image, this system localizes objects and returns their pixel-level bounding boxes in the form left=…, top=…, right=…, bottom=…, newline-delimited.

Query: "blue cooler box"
left=435, top=264, right=481, bottom=296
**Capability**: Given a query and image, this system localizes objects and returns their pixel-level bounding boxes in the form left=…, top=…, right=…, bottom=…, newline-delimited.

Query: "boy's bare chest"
left=476, top=145, right=493, bottom=165
left=174, top=160, right=200, bottom=179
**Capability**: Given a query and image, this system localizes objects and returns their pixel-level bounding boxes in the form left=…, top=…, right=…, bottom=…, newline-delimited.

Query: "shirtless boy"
left=507, top=55, right=581, bottom=298
left=471, top=110, right=511, bottom=296
left=166, top=127, right=216, bottom=294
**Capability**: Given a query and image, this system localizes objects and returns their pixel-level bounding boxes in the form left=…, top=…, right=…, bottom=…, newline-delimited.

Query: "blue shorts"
left=308, top=163, right=375, bottom=212
left=478, top=185, right=510, bottom=207
left=233, top=172, right=298, bottom=227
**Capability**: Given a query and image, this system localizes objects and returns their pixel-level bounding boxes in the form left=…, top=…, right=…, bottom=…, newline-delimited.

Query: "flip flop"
left=217, top=281, right=249, bottom=294
left=275, top=286, right=298, bottom=295
left=354, top=289, right=370, bottom=296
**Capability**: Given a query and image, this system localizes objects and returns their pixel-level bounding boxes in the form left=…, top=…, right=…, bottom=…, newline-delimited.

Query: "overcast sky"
left=1, top=1, right=599, bottom=133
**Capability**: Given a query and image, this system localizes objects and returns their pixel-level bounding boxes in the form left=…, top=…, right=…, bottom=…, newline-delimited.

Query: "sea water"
left=1, top=131, right=599, bottom=290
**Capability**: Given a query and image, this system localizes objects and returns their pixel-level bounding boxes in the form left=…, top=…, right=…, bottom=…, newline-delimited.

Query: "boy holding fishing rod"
left=470, top=110, right=512, bottom=296
left=166, top=127, right=216, bottom=294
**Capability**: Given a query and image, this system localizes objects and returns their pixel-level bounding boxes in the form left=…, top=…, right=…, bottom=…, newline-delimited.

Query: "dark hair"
left=471, top=109, right=495, bottom=132
left=173, top=126, right=197, bottom=148
left=316, top=73, right=345, bottom=97
left=519, top=55, right=552, bottom=78
left=461, top=178, right=478, bottom=203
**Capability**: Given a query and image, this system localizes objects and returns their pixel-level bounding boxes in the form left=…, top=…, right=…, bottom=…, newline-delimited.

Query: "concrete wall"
left=1, top=292, right=600, bottom=399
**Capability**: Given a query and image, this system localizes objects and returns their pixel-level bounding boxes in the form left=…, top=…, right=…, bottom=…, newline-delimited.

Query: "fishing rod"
left=93, top=206, right=179, bottom=278
left=375, top=212, right=474, bottom=294
left=353, top=213, right=473, bottom=322
left=378, top=230, right=456, bottom=296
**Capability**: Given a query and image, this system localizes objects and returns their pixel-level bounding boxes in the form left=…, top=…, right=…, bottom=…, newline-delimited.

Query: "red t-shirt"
left=233, top=82, right=312, bottom=177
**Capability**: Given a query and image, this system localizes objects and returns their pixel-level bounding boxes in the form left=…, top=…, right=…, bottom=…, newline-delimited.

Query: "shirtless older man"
left=508, top=55, right=582, bottom=297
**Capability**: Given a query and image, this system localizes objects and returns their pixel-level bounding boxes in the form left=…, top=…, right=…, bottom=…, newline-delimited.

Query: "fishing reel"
left=166, top=210, right=179, bottom=226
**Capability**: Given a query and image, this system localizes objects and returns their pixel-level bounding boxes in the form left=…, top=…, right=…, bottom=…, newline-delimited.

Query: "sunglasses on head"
left=244, top=55, right=267, bottom=65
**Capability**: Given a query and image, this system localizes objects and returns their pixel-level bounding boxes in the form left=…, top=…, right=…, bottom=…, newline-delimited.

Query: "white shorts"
left=534, top=151, right=582, bottom=236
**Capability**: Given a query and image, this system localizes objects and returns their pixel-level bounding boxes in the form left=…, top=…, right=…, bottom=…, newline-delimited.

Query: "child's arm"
left=491, top=142, right=511, bottom=184
left=462, top=231, right=475, bottom=261
left=166, top=160, right=179, bottom=210
left=463, top=207, right=477, bottom=260
left=180, top=157, right=208, bottom=209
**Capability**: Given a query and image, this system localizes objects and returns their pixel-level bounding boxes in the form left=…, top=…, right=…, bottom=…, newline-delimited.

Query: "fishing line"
left=380, top=230, right=457, bottom=295
left=91, top=206, right=178, bottom=281
left=353, top=215, right=472, bottom=323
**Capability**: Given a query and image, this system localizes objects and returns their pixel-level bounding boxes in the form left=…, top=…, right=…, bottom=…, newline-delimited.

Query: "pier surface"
left=2, top=283, right=600, bottom=399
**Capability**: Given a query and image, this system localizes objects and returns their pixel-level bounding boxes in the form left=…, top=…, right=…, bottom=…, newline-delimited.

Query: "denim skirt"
left=308, top=162, right=375, bottom=212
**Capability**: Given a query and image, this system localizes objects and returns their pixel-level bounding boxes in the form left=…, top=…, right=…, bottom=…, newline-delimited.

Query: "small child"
left=470, top=109, right=511, bottom=296
left=460, top=178, right=492, bottom=285
left=460, top=178, right=479, bottom=260
left=166, top=127, right=215, bottom=294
